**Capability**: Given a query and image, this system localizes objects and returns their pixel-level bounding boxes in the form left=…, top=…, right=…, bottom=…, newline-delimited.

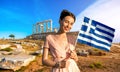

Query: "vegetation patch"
left=15, top=66, right=27, bottom=72
left=0, top=47, right=13, bottom=52
left=89, top=61, right=103, bottom=69
left=35, top=66, right=50, bottom=72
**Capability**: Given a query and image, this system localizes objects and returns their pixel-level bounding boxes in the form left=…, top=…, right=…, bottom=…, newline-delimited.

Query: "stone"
left=77, top=49, right=89, bottom=57
left=0, top=53, right=35, bottom=71
left=0, top=44, right=11, bottom=49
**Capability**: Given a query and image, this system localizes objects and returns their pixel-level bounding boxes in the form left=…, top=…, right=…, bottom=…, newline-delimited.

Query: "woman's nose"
left=68, top=24, right=72, bottom=28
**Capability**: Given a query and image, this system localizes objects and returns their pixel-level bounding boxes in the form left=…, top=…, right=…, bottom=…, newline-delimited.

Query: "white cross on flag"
left=77, top=17, right=115, bottom=51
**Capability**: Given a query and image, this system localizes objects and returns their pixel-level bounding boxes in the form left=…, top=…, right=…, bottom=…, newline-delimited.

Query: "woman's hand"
left=54, top=61, right=66, bottom=68
left=60, top=60, right=66, bottom=68
left=70, top=51, right=78, bottom=61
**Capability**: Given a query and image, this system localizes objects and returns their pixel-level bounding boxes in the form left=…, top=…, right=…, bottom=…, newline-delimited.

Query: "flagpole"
left=74, top=17, right=85, bottom=47
left=74, top=31, right=80, bottom=47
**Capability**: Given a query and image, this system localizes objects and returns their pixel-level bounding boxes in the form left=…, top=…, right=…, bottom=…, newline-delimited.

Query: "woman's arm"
left=42, top=47, right=56, bottom=67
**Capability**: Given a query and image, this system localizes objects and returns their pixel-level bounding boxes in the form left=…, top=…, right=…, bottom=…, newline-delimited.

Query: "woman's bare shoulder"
left=47, top=33, right=56, bottom=37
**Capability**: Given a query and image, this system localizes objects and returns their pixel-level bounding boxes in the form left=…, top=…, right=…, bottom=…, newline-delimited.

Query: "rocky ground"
left=0, top=39, right=120, bottom=72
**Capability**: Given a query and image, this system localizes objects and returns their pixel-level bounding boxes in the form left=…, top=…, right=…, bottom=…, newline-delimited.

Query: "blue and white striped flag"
left=77, top=17, right=115, bottom=51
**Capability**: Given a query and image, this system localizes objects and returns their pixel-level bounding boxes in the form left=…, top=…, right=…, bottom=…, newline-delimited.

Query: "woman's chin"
left=61, top=29, right=70, bottom=33
left=64, top=30, right=69, bottom=33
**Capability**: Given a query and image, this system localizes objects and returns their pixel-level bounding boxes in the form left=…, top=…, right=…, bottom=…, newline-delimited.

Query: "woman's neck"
left=57, top=29, right=66, bottom=34
left=56, top=30, right=67, bottom=38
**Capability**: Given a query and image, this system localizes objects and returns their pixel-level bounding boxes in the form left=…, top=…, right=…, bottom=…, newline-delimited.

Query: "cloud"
left=71, top=0, right=120, bottom=43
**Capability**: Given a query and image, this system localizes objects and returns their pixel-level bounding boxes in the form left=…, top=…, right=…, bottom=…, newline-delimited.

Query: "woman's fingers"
left=70, top=51, right=78, bottom=61
left=60, top=61, right=66, bottom=68
left=70, top=52, right=75, bottom=59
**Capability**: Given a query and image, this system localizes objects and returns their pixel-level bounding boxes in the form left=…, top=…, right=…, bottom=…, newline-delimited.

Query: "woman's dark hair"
left=59, top=9, right=76, bottom=22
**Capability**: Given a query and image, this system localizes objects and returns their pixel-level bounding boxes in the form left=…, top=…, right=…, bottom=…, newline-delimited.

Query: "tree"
left=9, top=34, right=15, bottom=39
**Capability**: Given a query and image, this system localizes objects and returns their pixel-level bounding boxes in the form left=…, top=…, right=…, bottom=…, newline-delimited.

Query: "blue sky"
left=0, top=0, right=119, bottom=43
left=0, top=0, right=96, bottom=39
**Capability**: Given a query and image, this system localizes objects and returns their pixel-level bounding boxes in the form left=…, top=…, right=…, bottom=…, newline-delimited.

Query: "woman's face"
left=60, top=16, right=75, bottom=33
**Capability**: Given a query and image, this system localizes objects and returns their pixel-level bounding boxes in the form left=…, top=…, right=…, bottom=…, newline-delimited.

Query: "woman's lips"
left=64, top=27, right=69, bottom=31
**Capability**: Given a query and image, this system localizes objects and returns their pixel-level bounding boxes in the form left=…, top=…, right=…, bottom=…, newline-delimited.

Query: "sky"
left=0, top=0, right=96, bottom=39
left=0, top=0, right=120, bottom=43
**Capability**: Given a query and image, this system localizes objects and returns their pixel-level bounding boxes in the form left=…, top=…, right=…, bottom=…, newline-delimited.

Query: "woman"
left=42, top=9, right=80, bottom=72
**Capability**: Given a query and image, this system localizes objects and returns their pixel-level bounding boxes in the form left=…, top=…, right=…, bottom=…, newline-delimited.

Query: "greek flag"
left=77, top=17, right=115, bottom=51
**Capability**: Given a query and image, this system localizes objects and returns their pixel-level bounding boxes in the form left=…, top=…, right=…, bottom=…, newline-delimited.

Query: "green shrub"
left=94, top=62, right=103, bottom=68
left=15, top=66, right=26, bottom=72
left=93, top=48, right=99, bottom=51
left=0, top=47, right=13, bottom=52
left=89, top=64, right=95, bottom=68
left=89, top=61, right=103, bottom=69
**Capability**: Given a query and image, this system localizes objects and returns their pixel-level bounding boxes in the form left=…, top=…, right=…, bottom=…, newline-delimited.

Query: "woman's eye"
left=64, top=20, right=69, bottom=23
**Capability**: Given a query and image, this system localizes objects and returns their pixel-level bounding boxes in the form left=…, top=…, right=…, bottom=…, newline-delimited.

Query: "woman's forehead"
left=64, top=16, right=74, bottom=22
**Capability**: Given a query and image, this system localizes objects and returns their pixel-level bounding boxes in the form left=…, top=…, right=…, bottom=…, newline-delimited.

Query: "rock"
left=0, top=53, right=35, bottom=71
left=0, top=44, right=11, bottom=49
left=77, top=49, right=89, bottom=57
